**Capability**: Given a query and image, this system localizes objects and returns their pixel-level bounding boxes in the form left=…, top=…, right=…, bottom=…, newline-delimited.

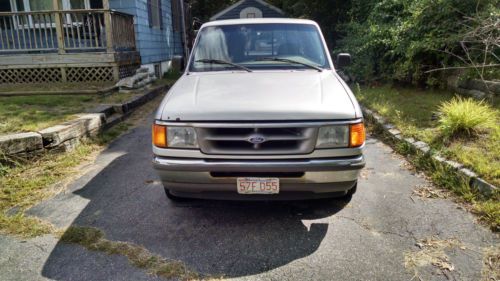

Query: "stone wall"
left=447, top=75, right=500, bottom=99
left=0, top=84, right=169, bottom=160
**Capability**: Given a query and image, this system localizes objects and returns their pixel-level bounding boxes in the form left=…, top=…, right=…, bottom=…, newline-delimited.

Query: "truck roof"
left=202, top=18, right=319, bottom=28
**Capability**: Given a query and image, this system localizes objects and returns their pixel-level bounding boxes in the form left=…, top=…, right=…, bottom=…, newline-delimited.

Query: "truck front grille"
left=196, top=127, right=318, bottom=155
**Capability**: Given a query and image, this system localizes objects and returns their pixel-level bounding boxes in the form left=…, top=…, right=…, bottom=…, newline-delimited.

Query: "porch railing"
left=0, top=9, right=136, bottom=53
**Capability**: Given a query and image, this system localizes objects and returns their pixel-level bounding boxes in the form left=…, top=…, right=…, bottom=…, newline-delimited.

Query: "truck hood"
left=158, top=71, right=358, bottom=121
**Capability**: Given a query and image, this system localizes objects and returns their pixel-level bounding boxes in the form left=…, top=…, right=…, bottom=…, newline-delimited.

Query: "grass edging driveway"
left=0, top=83, right=172, bottom=237
left=361, top=106, right=499, bottom=231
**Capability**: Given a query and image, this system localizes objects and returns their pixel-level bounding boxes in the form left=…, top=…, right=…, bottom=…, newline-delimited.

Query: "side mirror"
left=335, top=53, right=351, bottom=69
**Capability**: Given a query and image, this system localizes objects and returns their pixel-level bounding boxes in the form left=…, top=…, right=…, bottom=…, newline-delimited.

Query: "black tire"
left=347, top=183, right=357, bottom=196
left=340, top=182, right=357, bottom=200
left=163, top=186, right=188, bottom=202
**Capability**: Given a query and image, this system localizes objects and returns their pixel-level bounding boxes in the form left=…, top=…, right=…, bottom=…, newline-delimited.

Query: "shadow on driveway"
left=38, top=124, right=351, bottom=279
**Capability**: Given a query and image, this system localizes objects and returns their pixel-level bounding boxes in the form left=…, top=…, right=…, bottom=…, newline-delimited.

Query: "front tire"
left=163, top=186, right=188, bottom=202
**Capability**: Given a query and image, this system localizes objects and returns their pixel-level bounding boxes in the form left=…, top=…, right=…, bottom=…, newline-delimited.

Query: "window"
left=191, top=23, right=329, bottom=72
left=9, top=0, right=91, bottom=11
left=29, top=0, right=52, bottom=11
left=148, top=0, right=163, bottom=29
left=9, top=0, right=93, bottom=26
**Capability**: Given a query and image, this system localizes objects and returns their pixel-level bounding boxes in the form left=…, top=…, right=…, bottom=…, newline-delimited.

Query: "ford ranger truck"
left=152, top=18, right=365, bottom=200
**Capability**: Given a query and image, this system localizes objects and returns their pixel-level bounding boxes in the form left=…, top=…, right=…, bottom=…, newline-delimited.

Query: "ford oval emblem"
left=248, top=134, right=267, bottom=144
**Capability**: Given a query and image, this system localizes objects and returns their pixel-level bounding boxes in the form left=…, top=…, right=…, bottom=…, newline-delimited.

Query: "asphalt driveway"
left=0, top=109, right=497, bottom=281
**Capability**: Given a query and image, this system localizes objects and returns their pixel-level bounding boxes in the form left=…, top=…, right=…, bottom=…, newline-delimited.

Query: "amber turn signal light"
left=350, top=123, right=366, bottom=147
left=152, top=124, right=167, bottom=148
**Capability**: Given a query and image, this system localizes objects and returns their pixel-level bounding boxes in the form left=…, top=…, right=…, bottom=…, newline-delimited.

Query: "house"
left=210, top=0, right=284, bottom=21
left=0, top=0, right=188, bottom=85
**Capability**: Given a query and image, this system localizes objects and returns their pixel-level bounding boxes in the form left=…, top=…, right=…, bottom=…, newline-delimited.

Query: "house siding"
left=214, top=0, right=284, bottom=20
left=110, top=0, right=176, bottom=66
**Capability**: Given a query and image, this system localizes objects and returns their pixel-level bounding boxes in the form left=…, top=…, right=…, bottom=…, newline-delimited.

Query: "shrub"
left=438, top=97, right=497, bottom=138
left=335, top=0, right=498, bottom=86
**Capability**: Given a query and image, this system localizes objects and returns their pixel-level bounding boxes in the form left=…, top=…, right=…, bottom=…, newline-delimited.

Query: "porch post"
left=103, top=0, right=114, bottom=53
left=52, top=0, right=65, bottom=54
left=102, top=0, right=114, bottom=53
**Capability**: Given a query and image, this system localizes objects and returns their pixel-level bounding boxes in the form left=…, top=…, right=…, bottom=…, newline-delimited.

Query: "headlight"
left=316, top=125, right=349, bottom=148
left=152, top=124, right=199, bottom=148
left=167, top=126, right=199, bottom=148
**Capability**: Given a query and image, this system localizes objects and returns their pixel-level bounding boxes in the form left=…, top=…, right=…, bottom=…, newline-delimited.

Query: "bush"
left=336, top=0, right=498, bottom=86
left=438, top=97, right=497, bottom=138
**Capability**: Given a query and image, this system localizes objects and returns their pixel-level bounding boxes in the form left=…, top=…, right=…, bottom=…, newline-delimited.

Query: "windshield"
left=189, top=23, right=330, bottom=72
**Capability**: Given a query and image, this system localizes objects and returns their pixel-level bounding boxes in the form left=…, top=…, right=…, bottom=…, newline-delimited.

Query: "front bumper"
left=153, top=156, right=365, bottom=199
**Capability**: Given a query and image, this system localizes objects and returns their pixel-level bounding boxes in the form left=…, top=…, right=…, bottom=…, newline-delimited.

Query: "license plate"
left=237, top=178, right=280, bottom=194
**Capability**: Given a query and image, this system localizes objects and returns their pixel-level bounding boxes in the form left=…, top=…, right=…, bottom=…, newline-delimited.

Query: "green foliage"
left=356, top=85, right=500, bottom=186
left=336, top=0, right=498, bottom=85
left=438, top=97, right=497, bottom=138
left=191, top=0, right=497, bottom=86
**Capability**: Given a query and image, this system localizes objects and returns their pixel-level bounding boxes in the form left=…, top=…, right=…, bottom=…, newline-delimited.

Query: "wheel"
left=341, top=182, right=357, bottom=200
left=163, top=186, right=189, bottom=202
left=347, top=183, right=357, bottom=196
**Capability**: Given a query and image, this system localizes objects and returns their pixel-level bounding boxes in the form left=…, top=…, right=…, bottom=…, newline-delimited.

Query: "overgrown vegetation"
left=336, top=0, right=499, bottom=86
left=0, top=123, right=131, bottom=237
left=438, top=97, right=497, bottom=138
left=355, top=85, right=499, bottom=187
left=363, top=88, right=499, bottom=231
left=191, top=0, right=499, bottom=86
left=60, top=226, right=202, bottom=280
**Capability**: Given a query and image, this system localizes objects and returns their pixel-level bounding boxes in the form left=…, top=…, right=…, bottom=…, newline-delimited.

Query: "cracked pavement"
left=0, top=107, right=498, bottom=281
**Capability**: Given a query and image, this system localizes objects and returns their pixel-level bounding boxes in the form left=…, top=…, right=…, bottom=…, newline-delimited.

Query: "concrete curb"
left=361, top=106, right=498, bottom=197
left=0, top=84, right=169, bottom=159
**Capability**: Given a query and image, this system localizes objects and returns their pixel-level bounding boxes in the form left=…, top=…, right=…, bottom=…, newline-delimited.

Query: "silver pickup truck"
left=152, top=18, right=365, bottom=200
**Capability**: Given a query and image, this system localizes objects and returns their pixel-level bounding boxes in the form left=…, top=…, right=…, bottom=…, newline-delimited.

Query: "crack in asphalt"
left=336, top=215, right=418, bottom=241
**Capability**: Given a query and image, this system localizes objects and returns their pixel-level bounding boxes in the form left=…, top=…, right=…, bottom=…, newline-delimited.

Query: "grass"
left=61, top=226, right=201, bottom=280
left=0, top=81, right=116, bottom=93
left=371, top=121, right=500, bottom=231
left=355, top=85, right=500, bottom=187
left=0, top=76, right=176, bottom=135
left=0, top=93, right=135, bottom=134
left=0, top=123, right=131, bottom=237
left=438, top=97, right=497, bottom=138
left=0, top=75, right=173, bottom=238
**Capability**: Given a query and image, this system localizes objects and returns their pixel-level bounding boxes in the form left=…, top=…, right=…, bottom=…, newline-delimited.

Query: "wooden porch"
left=0, top=2, right=140, bottom=84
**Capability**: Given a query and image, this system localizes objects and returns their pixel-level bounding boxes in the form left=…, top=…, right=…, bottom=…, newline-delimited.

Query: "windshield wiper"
left=195, top=59, right=252, bottom=72
left=254, top=57, right=323, bottom=72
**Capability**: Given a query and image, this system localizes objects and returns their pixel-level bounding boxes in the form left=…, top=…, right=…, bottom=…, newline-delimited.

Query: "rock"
left=444, top=160, right=463, bottom=170
left=462, top=79, right=500, bottom=95
left=135, top=67, right=149, bottom=74
left=116, top=71, right=153, bottom=89
left=372, top=114, right=386, bottom=124
left=471, top=177, right=497, bottom=197
left=459, top=168, right=477, bottom=178
left=0, top=132, right=43, bottom=156
left=414, top=141, right=431, bottom=154
left=432, top=155, right=447, bottom=163
left=388, top=128, right=401, bottom=136
left=383, top=123, right=395, bottom=130
left=404, top=137, right=416, bottom=145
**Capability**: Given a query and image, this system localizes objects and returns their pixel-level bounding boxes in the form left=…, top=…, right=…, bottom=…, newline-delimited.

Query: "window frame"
left=9, top=0, right=91, bottom=28
left=147, top=0, right=163, bottom=29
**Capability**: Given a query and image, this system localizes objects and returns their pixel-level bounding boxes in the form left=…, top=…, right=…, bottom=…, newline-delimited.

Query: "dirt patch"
left=412, top=184, right=450, bottom=200
left=405, top=237, right=464, bottom=277
left=482, top=245, right=500, bottom=281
